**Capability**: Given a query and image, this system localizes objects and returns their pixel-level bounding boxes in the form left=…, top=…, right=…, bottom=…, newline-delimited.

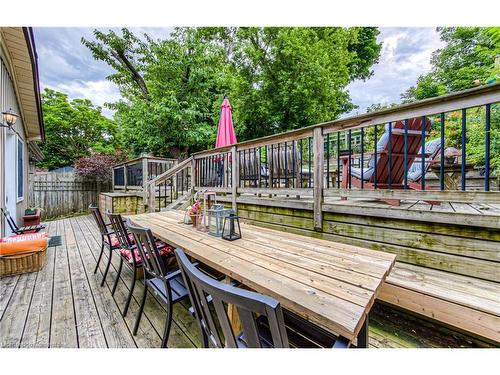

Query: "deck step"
left=379, top=262, right=500, bottom=344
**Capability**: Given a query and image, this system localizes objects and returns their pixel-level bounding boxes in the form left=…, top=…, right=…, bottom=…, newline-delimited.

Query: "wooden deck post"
left=190, top=157, right=196, bottom=193
left=231, top=146, right=238, bottom=213
left=313, top=127, right=324, bottom=230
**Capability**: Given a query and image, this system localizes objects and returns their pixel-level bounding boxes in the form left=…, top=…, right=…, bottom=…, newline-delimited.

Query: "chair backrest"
left=407, top=138, right=442, bottom=182
left=127, top=222, right=168, bottom=281
left=174, top=248, right=289, bottom=348
left=369, top=117, right=432, bottom=184
left=1, top=207, right=19, bottom=233
left=107, top=211, right=134, bottom=251
left=88, top=205, right=108, bottom=236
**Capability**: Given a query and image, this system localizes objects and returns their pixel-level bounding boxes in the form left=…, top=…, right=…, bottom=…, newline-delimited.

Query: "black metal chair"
left=175, top=248, right=290, bottom=348
left=89, top=204, right=120, bottom=286
left=127, top=223, right=189, bottom=348
left=1, top=207, right=45, bottom=235
left=106, top=212, right=143, bottom=316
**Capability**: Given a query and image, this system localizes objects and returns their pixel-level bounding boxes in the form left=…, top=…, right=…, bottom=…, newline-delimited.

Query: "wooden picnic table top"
left=129, top=210, right=396, bottom=341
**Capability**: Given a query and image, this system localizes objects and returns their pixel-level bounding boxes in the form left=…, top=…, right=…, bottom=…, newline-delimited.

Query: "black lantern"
left=222, top=213, right=241, bottom=241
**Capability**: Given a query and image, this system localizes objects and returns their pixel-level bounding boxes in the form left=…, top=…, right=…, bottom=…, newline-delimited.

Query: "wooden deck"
left=0, top=215, right=493, bottom=348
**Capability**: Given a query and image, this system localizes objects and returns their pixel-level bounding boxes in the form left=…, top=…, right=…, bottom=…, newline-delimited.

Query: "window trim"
left=16, top=136, right=24, bottom=203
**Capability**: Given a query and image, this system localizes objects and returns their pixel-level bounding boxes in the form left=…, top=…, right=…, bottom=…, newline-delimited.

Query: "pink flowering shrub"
left=75, top=152, right=126, bottom=182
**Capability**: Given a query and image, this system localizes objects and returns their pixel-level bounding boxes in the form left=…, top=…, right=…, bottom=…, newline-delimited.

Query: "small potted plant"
left=23, top=207, right=42, bottom=226
left=186, top=201, right=201, bottom=227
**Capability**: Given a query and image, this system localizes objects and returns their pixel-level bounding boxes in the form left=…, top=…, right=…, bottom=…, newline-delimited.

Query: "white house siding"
left=0, top=55, right=29, bottom=236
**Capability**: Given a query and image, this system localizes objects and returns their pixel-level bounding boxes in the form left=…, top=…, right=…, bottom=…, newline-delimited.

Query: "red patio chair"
left=341, top=117, right=432, bottom=205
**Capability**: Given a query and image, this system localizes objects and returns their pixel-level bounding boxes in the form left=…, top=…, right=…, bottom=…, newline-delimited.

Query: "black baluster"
left=337, top=132, right=340, bottom=189
left=360, top=128, right=364, bottom=189
left=299, top=140, right=303, bottom=188
left=440, top=113, right=445, bottom=191
left=374, top=125, right=378, bottom=189
left=277, top=143, right=281, bottom=188
left=348, top=130, right=352, bottom=189
left=461, top=109, right=466, bottom=191
left=326, top=134, right=330, bottom=189
left=292, top=141, right=296, bottom=188
left=388, top=122, right=392, bottom=189
left=421, top=116, right=426, bottom=191
left=258, top=147, right=262, bottom=188
left=307, top=137, right=311, bottom=187
left=485, top=104, right=491, bottom=192
left=238, top=151, right=242, bottom=188
left=270, top=144, right=274, bottom=188
left=254, top=147, right=258, bottom=187
left=404, top=119, right=409, bottom=190
left=284, top=142, right=288, bottom=188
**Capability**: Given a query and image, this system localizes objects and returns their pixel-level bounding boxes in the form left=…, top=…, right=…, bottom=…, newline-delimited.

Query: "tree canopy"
left=39, top=88, right=123, bottom=170
left=82, top=27, right=382, bottom=158
left=403, top=27, right=499, bottom=101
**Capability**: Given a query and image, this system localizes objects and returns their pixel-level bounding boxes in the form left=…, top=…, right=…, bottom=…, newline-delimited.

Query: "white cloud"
left=346, top=27, right=445, bottom=115
left=42, top=80, right=121, bottom=118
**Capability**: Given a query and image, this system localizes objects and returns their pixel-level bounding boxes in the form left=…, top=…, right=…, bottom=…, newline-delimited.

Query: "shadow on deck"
left=0, top=215, right=491, bottom=348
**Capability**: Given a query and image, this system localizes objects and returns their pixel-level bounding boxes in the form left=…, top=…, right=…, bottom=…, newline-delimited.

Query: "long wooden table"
left=129, top=210, right=396, bottom=345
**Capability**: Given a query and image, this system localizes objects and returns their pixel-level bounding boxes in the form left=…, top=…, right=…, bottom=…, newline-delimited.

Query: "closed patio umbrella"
left=214, top=96, right=237, bottom=184
left=215, top=96, right=237, bottom=148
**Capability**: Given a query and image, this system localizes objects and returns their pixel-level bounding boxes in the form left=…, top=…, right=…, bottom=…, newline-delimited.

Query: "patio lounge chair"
left=1, top=207, right=45, bottom=235
left=341, top=117, right=432, bottom=205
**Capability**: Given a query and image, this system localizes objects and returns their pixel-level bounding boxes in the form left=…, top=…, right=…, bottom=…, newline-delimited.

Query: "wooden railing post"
left=124, top=164, right=128, bottom=191
left=231, top=146, right=238, bottom=212
left=148, top=183, right=156, bottom=213
left=191, top=157, right=196, bottom=192
left=142, top=157, right=148, bottom=187
left=313, top=127, right=324, bottom=230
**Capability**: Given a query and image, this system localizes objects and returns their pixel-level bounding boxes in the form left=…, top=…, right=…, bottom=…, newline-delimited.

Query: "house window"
left=16, top=137, right=24, bottom=201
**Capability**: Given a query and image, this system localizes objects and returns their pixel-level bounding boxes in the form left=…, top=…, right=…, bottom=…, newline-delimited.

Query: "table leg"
left=356, top=315, right=369, bottom=348
left=225, top=276, right=242, bottom=334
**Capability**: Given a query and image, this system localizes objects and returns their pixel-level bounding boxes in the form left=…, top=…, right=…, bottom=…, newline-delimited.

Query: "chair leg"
left=201, top=331, right=210, bottom=348
left=122, top=266, right=137, bottom=317
left=133, top=282, right=148, bottom=335
left=94, top=241, right=105, bottom=274
left=100, top=247, right=113, bottom=287
left=112, top=257, right=124, bottom=296
left=161, top=302, right=173, bottom=348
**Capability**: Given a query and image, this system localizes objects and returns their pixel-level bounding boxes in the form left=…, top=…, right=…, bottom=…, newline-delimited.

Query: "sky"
left=33, top=27, right=445, bottom=119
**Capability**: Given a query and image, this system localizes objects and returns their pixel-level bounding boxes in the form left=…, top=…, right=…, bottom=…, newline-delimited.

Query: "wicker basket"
left=0, top=248, right=47, bottom=277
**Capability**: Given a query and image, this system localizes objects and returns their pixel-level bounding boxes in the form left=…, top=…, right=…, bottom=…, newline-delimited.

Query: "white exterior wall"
left=0, top=56, right=29, bottom=237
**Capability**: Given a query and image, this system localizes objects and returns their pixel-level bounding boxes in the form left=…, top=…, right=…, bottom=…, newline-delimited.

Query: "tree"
left=83, top=27, right=381, bottom=156
left=39, top=88, right=123, bottom=170
left=401, top=27, right=500, bottom=176
left=217, top=27, right=382, bottom=140
left=403, top=27, right=499, bottom=101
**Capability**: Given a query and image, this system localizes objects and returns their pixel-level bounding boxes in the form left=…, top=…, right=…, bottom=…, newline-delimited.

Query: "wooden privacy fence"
left=29, top=172, right=110, bottom=220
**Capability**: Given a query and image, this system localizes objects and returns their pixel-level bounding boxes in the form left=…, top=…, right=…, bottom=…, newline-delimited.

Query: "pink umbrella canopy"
left=215, top=97, right=237, bottom=148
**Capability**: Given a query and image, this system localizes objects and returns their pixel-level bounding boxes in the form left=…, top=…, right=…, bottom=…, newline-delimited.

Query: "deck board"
left=64, top=218, right=108, bottom=348
left=0, top=215, right=493, bottom=348
left=20, top=221, right=56, bottom=348
left=68, top=217, right=139, bottom=348
left=76, top=215, right=195, bottom=348
left=49, top=219, right=78, bottom=348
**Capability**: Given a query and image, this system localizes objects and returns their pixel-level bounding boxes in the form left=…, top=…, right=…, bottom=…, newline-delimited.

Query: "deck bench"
left=379, top=262, right=500, bottom=344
